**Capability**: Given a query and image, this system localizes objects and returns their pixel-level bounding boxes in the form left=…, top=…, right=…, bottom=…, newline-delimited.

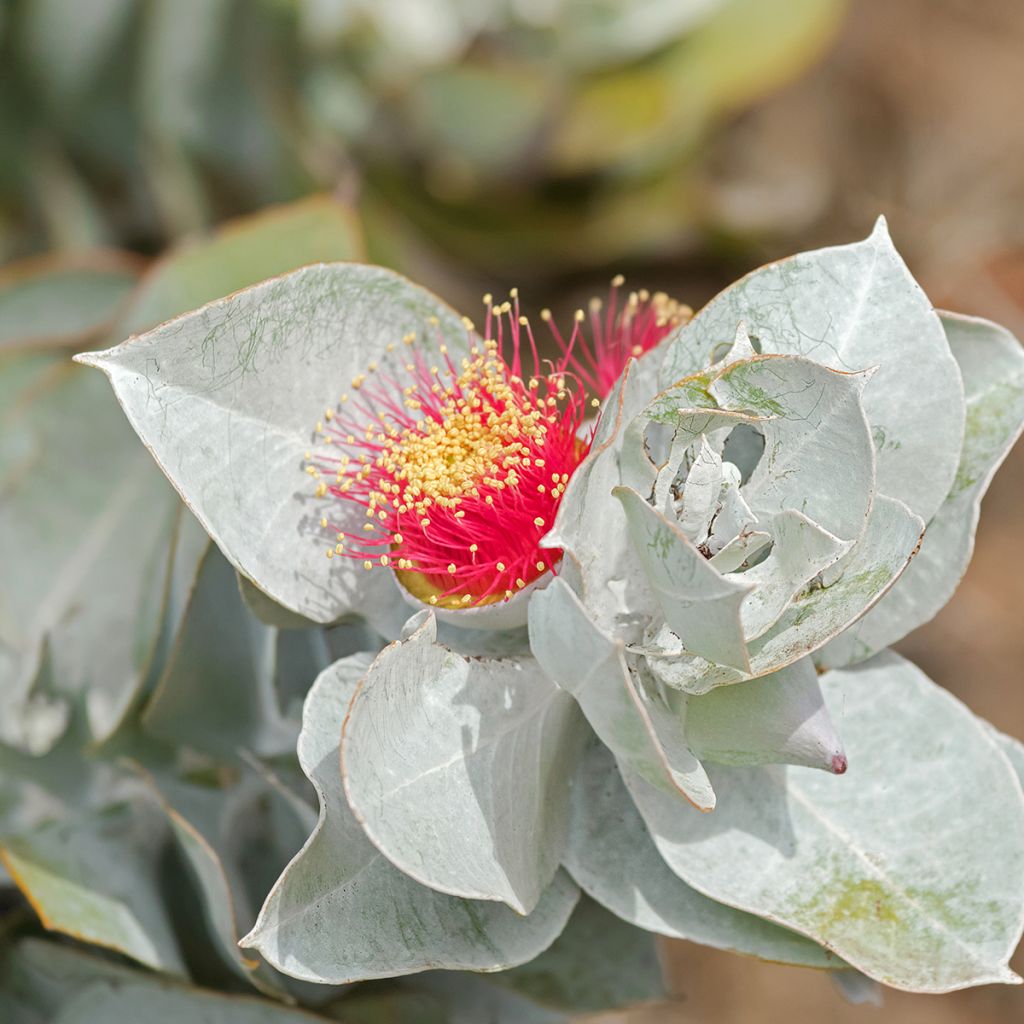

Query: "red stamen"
left=309, top=281, right=688, bottom=609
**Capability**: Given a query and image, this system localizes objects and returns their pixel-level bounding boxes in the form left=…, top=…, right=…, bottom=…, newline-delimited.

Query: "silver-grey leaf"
left=77, top=264, right=470, bottom=624
left=241, top=653, right=579, bottom=984
left=660, top=217, right=964, bottom=525
left=685, top=656, right=846, bottom=773
left=563, top=736, right=840, bottom=969
left=529, top=578, right=714, bottom=811
left=626, top=651, right=1024, bottom=992
left=342, top=616, right=586, bottom=914
left=819, top=312, right=1024, bottom=667
left=648, top=494, right=924, bottom=694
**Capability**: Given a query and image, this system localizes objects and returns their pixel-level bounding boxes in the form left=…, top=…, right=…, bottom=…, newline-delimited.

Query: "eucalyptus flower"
left=77, top=219, right=1024, bottom=994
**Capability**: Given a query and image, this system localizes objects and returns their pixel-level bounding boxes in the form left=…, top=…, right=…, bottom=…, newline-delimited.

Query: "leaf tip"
left=868, top=214, right=891, bottom=243
left=72, top=350, right=105, bottom=369
left=830, top=752, right=848, bottom=775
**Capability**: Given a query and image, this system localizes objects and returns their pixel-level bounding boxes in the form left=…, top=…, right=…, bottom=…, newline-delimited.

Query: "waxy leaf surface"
left=821, top=312, right=1024, bottom=666
left=660, top=218, right=964, bottom=525
left=242, top=654, right=579, bottom=984
left=529, top=578, right=714, bottom=811
left=79, top=264, right=470, bottom=624
left=563, top=737, right=839, bottom=969
left=626, top=652, right=1024, bottom=992
left=343, top=616, right=586, bottom=914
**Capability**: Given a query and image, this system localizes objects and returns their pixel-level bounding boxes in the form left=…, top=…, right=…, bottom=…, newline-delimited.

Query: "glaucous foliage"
left=69, top=218, right=1024, bottom=998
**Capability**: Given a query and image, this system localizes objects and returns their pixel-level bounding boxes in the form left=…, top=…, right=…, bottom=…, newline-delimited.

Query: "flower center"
left=308, top=281, right=688, bottom=610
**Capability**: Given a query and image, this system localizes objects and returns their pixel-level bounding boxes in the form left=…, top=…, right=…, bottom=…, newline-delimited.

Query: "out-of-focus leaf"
left=563, top=736, right=839, bottom=969
left=241, top=654, right=579, bottom=984
left=0, top=938, right=334, bottom=1022
left=139, top=768, right=288, bottom=997
left=0, top=940, right=141, bottom=1018
left=59, top=985, right=337, bottom=1024
left=78, top=264, right=470, bottom=624
left=560, top=0, right=724, bottom=67
left=552, top=0, right=845, bottom=174
left=20, top=0, right=137, bottom=104
left=626, top=652, right=1024, bottom=992
left=413, top=63, right=549, bottom=177
left=342, top=616, right=585, bottom=915
left=820, top=312, right=1024, bottom=666
left=491, top=895, right=665, bottom=1013
left=831, top=970, right=884, bottom=1007
left=0, top=253, right=140, bottom=350
left=661, top=218, right=964, bottom=527
left=0, top=801, right=185, bottom=975
left=237, top=575, right=322, bottom=630
left=115, top=196, right=366, bottom=337
left=141, top=546, right=299, bottom=760
left=422, top=973, right=571, bottom=1024
left=0, top=355, right=180, bottom=752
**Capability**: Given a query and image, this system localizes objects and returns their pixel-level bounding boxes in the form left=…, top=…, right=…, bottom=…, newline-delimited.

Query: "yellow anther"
left=380, top=554, right=390, bottom=567
left=447, top=563, right=457, bottom=574
left=363, top=560, right=373, bottom=571
left=611, top=273, right=625, bottom=287
left=534, top=517, right=545, bottom=528
left=320, top=517, right=328, bottom=528
left=536, top=561, right=545, bottom=571
left=496, top=562, right=506, bottom=572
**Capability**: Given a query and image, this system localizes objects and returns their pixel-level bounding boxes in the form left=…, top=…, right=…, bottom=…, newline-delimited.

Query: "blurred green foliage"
left=0, top=0, right=845, bottom=274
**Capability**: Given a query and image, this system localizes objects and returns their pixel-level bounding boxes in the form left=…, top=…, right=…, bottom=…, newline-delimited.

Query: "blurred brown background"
left=605, top=1, right=1024, bottom=1019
